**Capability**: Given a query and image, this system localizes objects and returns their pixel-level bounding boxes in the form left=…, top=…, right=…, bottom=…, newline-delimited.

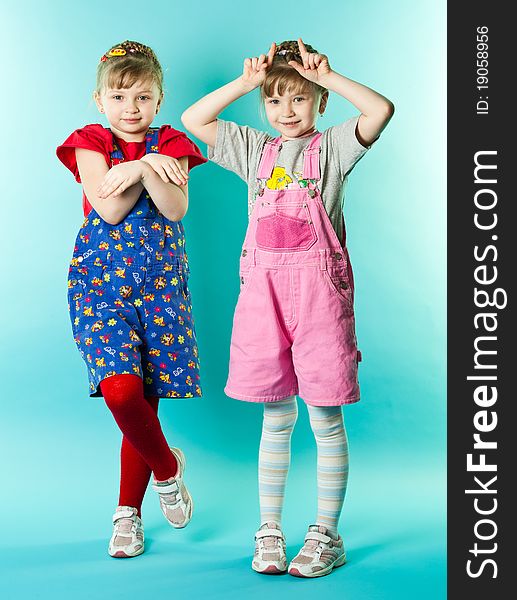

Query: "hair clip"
left=107, top=48, right=126, bottom=57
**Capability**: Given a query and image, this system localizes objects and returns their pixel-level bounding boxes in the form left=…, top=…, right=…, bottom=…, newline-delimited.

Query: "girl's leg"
left=306, top=405, right=349, bottom=535
left=253, top=396, right=297, bottom=574
left=118, top=395, right=159, bottom=517
left=258, top=396, right=298, bottom=526
left=101, top=374, right=177, bottom=482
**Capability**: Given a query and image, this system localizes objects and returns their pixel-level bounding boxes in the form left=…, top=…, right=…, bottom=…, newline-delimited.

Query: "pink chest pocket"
left=255, top=196, right=317, bottom=252
left=256, top=212, right=317, bottom=251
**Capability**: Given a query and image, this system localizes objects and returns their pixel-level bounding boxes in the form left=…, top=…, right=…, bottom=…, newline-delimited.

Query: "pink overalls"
left=225, top=133, right=362, bottom=406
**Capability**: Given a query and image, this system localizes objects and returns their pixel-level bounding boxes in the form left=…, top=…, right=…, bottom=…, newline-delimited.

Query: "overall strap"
left=256, top=136, right=282, bottom=179
left=109, top=128, right=159, bottom=166
left=110, top=133, right=125, bottom=166
left=302, top=132, right=323, bottom=180
left=145, top=128, right=160, bottom=154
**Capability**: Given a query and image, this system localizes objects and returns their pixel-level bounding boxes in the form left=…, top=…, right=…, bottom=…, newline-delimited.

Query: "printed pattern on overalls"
left=67, top=129, right=202, bottom=398
left=225, top=133, right=361, bottom=407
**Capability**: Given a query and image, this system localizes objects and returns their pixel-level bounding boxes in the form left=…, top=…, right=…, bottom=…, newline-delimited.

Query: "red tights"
left=100, top=374, right=178, bottom=516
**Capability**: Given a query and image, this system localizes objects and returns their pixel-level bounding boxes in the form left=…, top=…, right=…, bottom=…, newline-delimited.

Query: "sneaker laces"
left=258, top=522, right=283, bottom=550
left=303, top=526, right=332, bottom=555
left=115, top=517, right=135, bottom=535
left=302, top=538, right=319, bottom=555
left=263, top=536, right=279, bottom=549
left=160, top=490, right=179, bottom=504
left=155, top=479, right=181, bottom=505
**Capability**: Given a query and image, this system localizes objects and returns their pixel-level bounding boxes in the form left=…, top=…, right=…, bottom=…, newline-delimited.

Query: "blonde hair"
left=261, top=40, right=327, bottom=99
left=96, top=40, right=163, bottom=94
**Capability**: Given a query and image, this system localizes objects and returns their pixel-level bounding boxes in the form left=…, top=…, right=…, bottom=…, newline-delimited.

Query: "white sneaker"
left=252, top=522, right=287, bottom=574
left=152, top=447, right=193, bottom=528
left=108, top=506, right=144, bottom=558
left=288, top=525, right=346, bottom=578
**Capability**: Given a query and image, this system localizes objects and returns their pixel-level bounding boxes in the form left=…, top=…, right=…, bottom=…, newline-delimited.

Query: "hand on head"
left=241, top=42, right=276, bottom=89
left=287, top=38, right=332, bottom=84
left=241, top=39, right=331, bottom=91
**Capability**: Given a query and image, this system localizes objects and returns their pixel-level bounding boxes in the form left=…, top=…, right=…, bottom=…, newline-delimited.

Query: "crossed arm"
left=76, top=149, right=190, bottom=224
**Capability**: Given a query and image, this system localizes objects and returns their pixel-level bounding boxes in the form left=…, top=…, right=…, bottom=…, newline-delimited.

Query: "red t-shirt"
left=57, top=123, right=207, bottom=216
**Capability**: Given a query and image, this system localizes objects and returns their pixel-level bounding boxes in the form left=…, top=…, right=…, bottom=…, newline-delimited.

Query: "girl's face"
left=94, top=80, right=162, bottom=141
left=264, top=87, right=326, bottom=140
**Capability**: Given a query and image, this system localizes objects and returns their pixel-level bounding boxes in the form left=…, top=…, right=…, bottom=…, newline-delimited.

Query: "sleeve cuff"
left=207, top=119, right=225, bottom=164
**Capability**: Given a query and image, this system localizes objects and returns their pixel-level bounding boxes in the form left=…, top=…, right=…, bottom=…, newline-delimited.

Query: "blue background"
left=0, top=0, right=446, bottom=598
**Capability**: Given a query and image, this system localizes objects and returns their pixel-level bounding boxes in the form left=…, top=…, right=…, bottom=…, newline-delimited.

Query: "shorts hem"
left=302, top=395, right=361, bottom=407
left=89, top=372, right=202, bottom=399
left=89, top=371, right=142, bottom=397
left=224, top=387, right=299, bottom=403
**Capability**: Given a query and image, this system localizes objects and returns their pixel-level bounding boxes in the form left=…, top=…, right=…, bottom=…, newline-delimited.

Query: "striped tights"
left=258, top=396, right=349, bottom=535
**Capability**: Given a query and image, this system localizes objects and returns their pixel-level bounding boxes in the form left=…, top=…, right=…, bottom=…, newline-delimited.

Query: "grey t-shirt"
left=208, top=116, right=368, bottom=242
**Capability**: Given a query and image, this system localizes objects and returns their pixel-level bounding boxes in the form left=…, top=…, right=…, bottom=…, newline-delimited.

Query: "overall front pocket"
left=67, top=264, right=108, bottom=335
left=322, top=269, right=354, bottom=314
left=68, top=263, right=107, bottom=299
left=256, top=212, right=317, bottom=251
left=238, top=265, right=256, bottom=295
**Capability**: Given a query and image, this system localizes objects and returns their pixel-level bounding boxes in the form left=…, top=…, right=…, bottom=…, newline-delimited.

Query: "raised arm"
left=320, top=73, right=394, bottom=146
left=288, top=39, right=395, bottom=146
left=181, top=43, right=277, bottom=147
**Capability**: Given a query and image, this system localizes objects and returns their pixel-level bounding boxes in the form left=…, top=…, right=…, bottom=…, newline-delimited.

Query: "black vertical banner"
left=448, top=3, right=515, bottom=598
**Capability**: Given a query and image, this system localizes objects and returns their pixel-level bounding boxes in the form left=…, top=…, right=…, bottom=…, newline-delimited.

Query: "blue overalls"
left=67, top=129, right=201, bottom=398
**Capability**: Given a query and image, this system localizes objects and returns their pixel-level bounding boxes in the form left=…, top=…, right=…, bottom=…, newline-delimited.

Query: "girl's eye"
left=268, top=99, right=280, bottom=104
left=294, top=97, right=305, bottom=102
left=112, top=95, right=123, bottom=101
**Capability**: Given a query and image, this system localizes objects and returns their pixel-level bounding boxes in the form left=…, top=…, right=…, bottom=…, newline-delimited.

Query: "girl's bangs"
left=262, top=71, right=316, bottom=98
left=105, top=65, right=156, bottom=91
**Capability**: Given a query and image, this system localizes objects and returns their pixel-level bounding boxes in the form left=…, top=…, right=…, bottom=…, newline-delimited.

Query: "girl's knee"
left=101, top=374, right=144, bottom=412
left=307, top=406, right=346, bottom=439
left=263, top=396, right=298, bottom=432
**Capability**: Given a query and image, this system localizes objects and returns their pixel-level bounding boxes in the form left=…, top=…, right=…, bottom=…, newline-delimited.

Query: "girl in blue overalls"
left=57, top=40, right=206, bottom=558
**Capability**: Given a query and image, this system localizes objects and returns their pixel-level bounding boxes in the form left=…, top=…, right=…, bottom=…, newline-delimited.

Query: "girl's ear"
left=319, top=91, right=329, bottom=115
left=93, top=91, right=104, bottom=113
left=156, top=92, right=164, bottom=115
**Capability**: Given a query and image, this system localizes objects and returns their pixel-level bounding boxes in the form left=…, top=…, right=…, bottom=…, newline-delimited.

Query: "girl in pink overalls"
left=182, top=39, right=394, bottom=577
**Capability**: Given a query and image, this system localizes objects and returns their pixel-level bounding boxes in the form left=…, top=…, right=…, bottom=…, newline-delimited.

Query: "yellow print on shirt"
left=266, top=167, right=293, bottom=190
